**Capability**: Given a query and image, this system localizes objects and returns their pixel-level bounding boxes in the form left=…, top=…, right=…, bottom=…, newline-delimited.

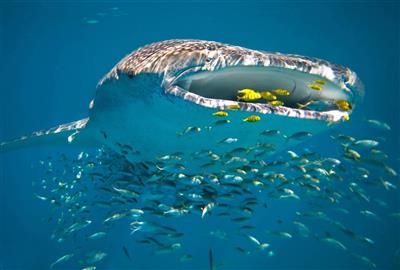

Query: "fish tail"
left=0, top=118, right=91, bottom=152
left=340, top=143, right=351, bottom=149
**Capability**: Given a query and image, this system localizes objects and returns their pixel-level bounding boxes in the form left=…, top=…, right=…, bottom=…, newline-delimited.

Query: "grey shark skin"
left=0, top=39, right=363, bottom=162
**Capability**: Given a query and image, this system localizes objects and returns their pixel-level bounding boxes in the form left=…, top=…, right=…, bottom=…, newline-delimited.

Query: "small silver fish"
left=321, top=237, right=347, bottom=250
left=366, top=119, right=391, bottom=131
left=246, top=235, right=269, bottom=250
left=260, top=129, right=281, bottom=137
left=112, top=186, right=139, bottom=198
left=343, top=147, right=361, bottom=160
left=82, top=267, right=96, bottom=270
left=50, top=253, right=74, bottom=268
left=88, top=232, right=107, bottom=240
left=269, top=231, right=293, bottom=239
left=384, top=165, right=397, bottom=177
left=330, top=134, right=356, bottom=144
left=354, top=139, right=379, bottom=148
left=360, top=210, right=380, bottom=220
left=86, top=251, right=107, bottom=264
left=219, top=137, right=238, bottom=144
left=351, top=253, right=377, bottom=268
left=64, top=220, right=91, bottom=234
left=104, top=213, right=127, bottom=223
left=154, top=243, right=181, bottom=254
left=202, top=202, right=215, bottom=219
left=288, top=131, right=313, bottom=140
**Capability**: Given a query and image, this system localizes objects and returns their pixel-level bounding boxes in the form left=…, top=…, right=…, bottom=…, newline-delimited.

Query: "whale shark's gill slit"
left=175, top=66, right=352, bottom=112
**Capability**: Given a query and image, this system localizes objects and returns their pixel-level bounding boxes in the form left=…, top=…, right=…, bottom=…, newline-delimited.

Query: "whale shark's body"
left=0, top=40, right=363, bottom=164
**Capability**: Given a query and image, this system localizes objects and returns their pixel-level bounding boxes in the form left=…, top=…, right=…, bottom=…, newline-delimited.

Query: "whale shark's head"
left=92, top=40, right=364, bottom=162
left=101, top=40, right=363, bottom=123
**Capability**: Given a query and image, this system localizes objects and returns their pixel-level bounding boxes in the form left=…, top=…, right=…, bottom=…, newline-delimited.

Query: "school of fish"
left=33, top=114, right=398, bottom=269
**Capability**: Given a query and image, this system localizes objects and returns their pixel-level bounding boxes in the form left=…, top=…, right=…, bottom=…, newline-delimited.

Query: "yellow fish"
left=243, top=115, right=261, bottom=122
left=269, top=100, right=284, bottom=106
left=335, top=100, right=352, bottom=111
left=237, top=89, right=262, bottom=101
left=260, top=91, right=277, bottom=101
left=308, top=84, right=323, bottom=91
left=314, top=79, right=326, bottom=85
left=228, top=104, right=241, bottom=110
left=272, top=88, right=290, bottom=96
left=213, top=111, right=228, bottom=117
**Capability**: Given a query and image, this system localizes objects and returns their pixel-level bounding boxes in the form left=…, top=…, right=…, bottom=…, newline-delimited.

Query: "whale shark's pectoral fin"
left=0, top=118, right=94, bottom=152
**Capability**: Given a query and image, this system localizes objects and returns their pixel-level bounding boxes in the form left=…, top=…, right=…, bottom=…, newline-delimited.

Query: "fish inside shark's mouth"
left=174, top=66, right=354, bottom=117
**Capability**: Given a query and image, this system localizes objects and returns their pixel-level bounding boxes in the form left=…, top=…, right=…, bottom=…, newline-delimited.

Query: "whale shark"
left=0, top=39, right=363, bottom=165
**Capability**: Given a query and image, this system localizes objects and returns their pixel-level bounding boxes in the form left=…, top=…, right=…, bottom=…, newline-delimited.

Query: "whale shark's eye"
left=175, top=66, right=353, bottom=112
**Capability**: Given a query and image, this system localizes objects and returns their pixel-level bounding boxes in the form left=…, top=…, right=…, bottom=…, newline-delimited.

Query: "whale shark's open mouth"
left=172, top=66, right=357, bottom=122
left=177, top=66, right=350, bottom=110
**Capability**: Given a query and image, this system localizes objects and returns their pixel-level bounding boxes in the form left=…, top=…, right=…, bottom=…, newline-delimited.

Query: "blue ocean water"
left=0, top=1, right=399, bottom=270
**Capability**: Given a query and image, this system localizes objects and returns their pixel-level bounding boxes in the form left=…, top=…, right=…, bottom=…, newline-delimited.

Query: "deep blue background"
left=0, top=1, right=399, bottom=269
